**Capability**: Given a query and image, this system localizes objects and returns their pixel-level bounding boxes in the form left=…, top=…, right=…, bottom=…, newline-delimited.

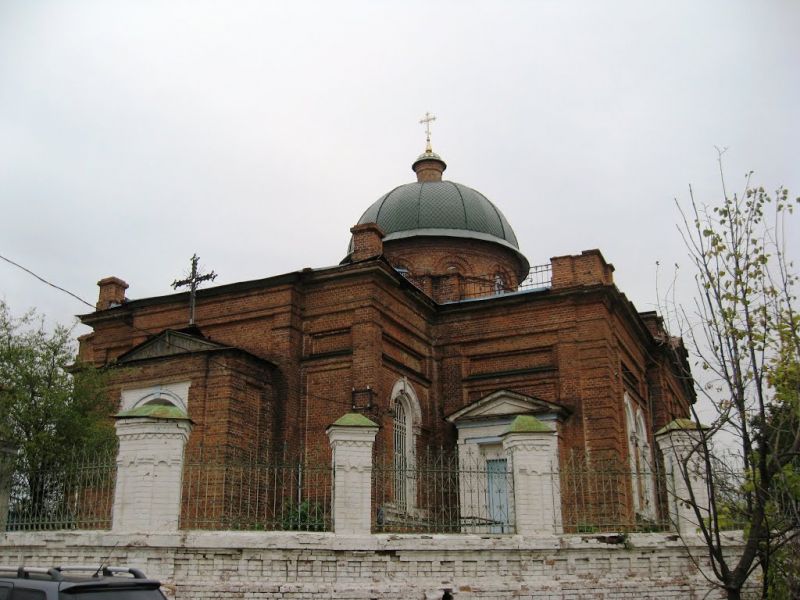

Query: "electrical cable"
left=1, top=252, right=95, bottom=309
left=1, top=253, right=355, bottom=411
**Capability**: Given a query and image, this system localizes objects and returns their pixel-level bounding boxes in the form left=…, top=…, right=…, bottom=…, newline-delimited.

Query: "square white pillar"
left=656, top=419, right=711, bottom=534
left=326, top=413, right=379, bottom=535
left=112, top=409, right=192, bottom=533
left=502, top=415, right=562, bottom=535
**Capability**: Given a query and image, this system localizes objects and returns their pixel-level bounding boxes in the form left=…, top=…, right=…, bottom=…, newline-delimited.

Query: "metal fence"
left=460, top=264, right=553, bottom=301
left=5, top=451, right=116, bottom=531
left=181, top=451, right=332, bottom=531
left=559, top=452, right=669, bottom=533
left=518, top=263, right=553, bottom=291
left=6, top=445, right=750, bottom=536
left=370, top=448, right=680, bottom=535
left=372, top=447, right=515, bottom=534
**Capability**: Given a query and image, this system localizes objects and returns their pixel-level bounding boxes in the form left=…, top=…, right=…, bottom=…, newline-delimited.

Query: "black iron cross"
left=172, top=254, right=217, bottom=325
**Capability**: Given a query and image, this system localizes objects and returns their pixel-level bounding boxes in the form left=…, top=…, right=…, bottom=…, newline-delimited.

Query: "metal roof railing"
left=459, top=263, right=552, bottom=301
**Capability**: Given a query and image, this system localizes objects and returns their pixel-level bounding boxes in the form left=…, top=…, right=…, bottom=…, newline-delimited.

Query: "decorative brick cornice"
left=330, top=439, right=376, bottom=449
left=116, top=455, right=184, bottom=467
left=117, top=432, right=191, bottom=442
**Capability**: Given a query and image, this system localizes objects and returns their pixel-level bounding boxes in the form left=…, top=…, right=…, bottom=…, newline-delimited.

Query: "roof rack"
left=0, top=565, right=147, bottom=581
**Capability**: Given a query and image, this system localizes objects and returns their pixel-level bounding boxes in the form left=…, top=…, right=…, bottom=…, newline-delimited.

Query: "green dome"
left=347, top=180, right=526, bottom=267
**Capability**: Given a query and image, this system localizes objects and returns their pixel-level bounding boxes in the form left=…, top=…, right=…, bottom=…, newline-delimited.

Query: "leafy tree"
left=671, top=161, right=799, bottom=600
left=0, top=301, right=116, bottom=523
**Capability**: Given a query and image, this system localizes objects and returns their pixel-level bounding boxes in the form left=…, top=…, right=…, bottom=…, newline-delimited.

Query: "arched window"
left=624, top=392, right=655, bottom=518
left=393, top=400, right=410, bottom=508
left=636, top=410, right=656, bottom=514
left=391, top=379, right=421, bottom=512
left=624, top=394, right=641, bottom=511
left=494, top=273, right=505, bottom=295
left=121, top=381, right=190, bottom=414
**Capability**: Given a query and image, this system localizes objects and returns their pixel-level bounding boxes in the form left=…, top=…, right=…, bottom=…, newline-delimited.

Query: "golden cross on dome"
left=419, top=111, right=436, bottom=152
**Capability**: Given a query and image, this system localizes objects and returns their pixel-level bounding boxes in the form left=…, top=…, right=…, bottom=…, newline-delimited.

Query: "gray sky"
left=2, top=0, right=798, bottom=342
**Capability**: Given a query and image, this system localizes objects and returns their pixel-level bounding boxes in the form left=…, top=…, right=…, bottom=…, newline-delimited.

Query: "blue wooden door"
left=486, top=459, right=510, bottom=533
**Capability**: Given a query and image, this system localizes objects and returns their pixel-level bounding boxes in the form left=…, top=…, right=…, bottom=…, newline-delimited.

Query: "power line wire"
left=1, top=252, right=95, bottom=309
left=2, top=252, right=356, bottom=412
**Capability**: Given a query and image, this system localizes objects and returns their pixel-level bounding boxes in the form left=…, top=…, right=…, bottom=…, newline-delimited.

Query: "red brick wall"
left=383, top=237, right=527, bottom=302
left=106, top=351, right=275, bottom=460
left=80, top=249, right=693, bottom=522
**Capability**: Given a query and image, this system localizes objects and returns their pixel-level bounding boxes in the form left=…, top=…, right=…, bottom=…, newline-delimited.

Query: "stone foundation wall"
left=0, top=531, right=739, bottom=599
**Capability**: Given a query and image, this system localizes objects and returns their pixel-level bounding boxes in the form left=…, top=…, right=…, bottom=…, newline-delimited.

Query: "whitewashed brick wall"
left=113, top=418, right=192, bottom=532
left=503, top=429, right=561, bottom=535
left=0, top=530, right=746, bottom=599
left=327, top=421, right=378, bottom=535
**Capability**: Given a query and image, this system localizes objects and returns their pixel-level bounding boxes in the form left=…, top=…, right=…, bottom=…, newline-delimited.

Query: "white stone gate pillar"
left=326, top=413, right=379, bottom=535
left=656, top=419, right=711, bottom=534
left=112, top=405, right=192, bottom=533
left=502, top=415, right=562, bottom=535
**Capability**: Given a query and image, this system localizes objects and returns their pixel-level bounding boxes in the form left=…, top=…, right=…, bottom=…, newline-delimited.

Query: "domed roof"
left=357, top=180, right=519, bottom=247
left=344, top=143, right=529, bottom=273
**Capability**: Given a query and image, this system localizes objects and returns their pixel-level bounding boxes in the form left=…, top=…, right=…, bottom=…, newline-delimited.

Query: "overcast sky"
left=2, top=1, right=798, bottom=343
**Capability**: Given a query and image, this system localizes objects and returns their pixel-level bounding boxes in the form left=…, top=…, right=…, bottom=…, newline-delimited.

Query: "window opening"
left=493, top=273, right=505, bottom=295
left=624, top=392, right=655, bottom=518
left=393, top=401, right=408, bottom=509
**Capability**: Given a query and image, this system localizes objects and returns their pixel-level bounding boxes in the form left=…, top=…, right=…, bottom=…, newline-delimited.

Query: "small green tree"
left=0, top=301, right=116, bottom=523
left=672, top=161, right=799, bottom=600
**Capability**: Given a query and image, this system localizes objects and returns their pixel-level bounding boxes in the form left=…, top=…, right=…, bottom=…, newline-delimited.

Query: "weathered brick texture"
left=0, top=531, right=740, bottom=599
left=79, top=244, right=693, bottom=528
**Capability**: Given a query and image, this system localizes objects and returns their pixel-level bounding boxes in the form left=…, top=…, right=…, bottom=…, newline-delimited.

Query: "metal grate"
left=457, top=263, right=553, bottom=301
left=5, top=450, right=116, bottom=531
left=393, top=403, right=408, bottom=509
left=180, top=450, right=332, bottom=531
left=559, top=452, right=668, bottom=533
left=372, top=446, right=515, bottom=534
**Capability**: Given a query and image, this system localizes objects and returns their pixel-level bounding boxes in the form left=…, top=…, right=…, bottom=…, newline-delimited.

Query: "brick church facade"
left=77, top=142, right=694, bottom=527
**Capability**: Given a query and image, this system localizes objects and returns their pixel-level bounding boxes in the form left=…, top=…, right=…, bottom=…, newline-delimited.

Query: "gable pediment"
left=446, top=389, right=568, bottom=424
left=117, top=329, right=230, bottom=363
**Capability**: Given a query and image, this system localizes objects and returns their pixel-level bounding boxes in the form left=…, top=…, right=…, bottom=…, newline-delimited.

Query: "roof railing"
left=459, top=263, right=552, bottom=301
left=396, top=264, right=552, bottom=302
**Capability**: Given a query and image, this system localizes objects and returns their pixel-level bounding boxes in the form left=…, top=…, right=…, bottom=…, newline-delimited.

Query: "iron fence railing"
left=5, top=445, right=761, bottom=536
left=372, top=447, right=515, bottom=534
left=396, top=264, right=553, bottom=302
left=5, top=451, right=116, bottom=532
left=518, top=263, right=553, bottom=291
left=559, top=453, right=669, bottom=533
left=459, top=263, right=553, bottom=301
left=181, top=451, right=332, bottom=531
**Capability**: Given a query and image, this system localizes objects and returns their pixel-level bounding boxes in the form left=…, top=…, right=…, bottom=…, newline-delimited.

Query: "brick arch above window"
left=390, top=378, right=422, bottom=434
left=434, top=254, right=471, bottom=276
left=120, top=381, right=190, bottom=414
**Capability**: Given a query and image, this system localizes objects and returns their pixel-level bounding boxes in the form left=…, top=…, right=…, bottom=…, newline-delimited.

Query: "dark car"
left=0, top=566, right=167, bottom=600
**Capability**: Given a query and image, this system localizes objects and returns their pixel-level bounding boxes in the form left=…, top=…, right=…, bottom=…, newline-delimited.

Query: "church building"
left=77, top=132, right=695, bottom=530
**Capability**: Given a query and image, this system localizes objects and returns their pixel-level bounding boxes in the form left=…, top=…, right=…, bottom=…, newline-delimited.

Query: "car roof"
left=0, top=566, right=162, bottom=591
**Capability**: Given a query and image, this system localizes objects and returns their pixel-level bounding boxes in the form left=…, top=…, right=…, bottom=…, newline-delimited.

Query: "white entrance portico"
left=446, top=390, right=567, bottom=533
